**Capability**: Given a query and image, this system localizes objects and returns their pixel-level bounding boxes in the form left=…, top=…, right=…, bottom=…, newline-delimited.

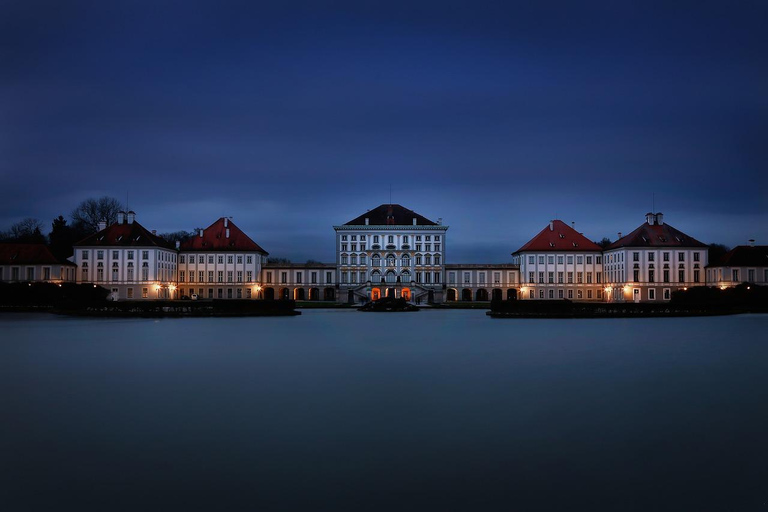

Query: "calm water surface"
left=1, top=310, right=767, bottom=511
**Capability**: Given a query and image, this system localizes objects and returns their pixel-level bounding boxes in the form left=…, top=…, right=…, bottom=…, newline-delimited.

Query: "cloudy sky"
left=2, top=0, right=766, bottom=262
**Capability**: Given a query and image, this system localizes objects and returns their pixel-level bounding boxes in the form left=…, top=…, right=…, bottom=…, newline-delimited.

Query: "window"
left=663, top=252, right=670, bottom=262
left=247, top=255, right=252, bottom=264
left=218, top=256, right=224, bottom=264
left=557, top=256, right=564, bottom=265
left=82, top=250, right=89, bottom=260
left=547, top=256, right=554, bottom=264
left=296, top=272, right=302, bottom=284
left=567, top=272, right=573, bottom=284
left=587, top=290, right=592, bottom=299
left=587, top=272, right=592, bottom=284
left=529, top=290, right=534, bottom=299
left=311, top=272, right=317, bottom=284
left=597, top=289, right=603, bottom=299
left=538, top=272, right=544, bottom=284
left=663, top=289, right=671, bottom=300
left=388, top=235, right=394, bottom=244
left=266, top=271, right=273, bottom=284
left=198, top=271, right=204, bottom=282
left=236, top=271, right=242, bottom=282
left=693, top=252, right=700, bottom=262
left=586, top=256, right=592, bottom=264
left=596, top=272, right=602, bottom=284
left=198, top=255, right=203, bottom=264
left=596, top=256, right=602, bottom=264
left=648, top=253, right=654, bottom=262
left=678, top=270, right=685, bottom=283
left=373, top=236, right=379, bottom=243
left=577, top=272, right=583, bottom=284
left=208, top=271, right=214, bottom=282
left=425, top=254, right=431, bottom=265
left=633, top=270, right=639, bottom=282
left=246, top=271, right=252, bottom=282
left=142, top=251, right=149, bottom=260
left=633, top=252, right=640, bottom=262
left=127, top=288, right=134, bottom=299
left=567, top=256, right=574, bottom=264
left=387, top=254, right=396, bottom=266
left=538, top=256, right=545, bottom=264
left=663, top=270, right=670, bottom=283
left=179, top=271, right=185, bottom=282
left=649, top=269, right=655, bottom=283
left=479, top=273, right=486, bottom=284
left=577, top=290, right=583, bottom=299
left=539, top=289, right=544, bottom=299
left=678, top=253, right=685, bottom=262
left=528, top=256, right=535, bottom=265
left=493, top=272, right=500, bottom=284
left=97, top=250, right=104, bottom=260
left=360, top=254, right=367, bottom=265
left=434, top=272, right=440, bottom=283
left=449, top=272, right=456, bottom=284
left=528, top=272, right=534, bottom=284
left=748, top=269, right=755, bottom=282
left=558, top=290, right=564, bottom=298
left=281, top=272, right=287, bottom=284
left=341, top=254, right=348, bottom=265
left=732, top=269, right=739, bottom=282
left=557, top=272, right=563, bottom=284
left=341, top=272, right=348, bottom=283
left=341, top=235, right=347, bottom=241
left=577, top=256, right=583, bottom=265
left=142, top=288, right=148, bottom=299
left=401, top=255, right=410, bottom=267
left=548, top=272, right=554, bottom=283
left=179, top=255, right=185, bottom=264
left=649, top=289, right=655, bottom=300
left=372, top=254, right=381, bottom=267
left=465, top=273, right=471, bottom=284
left=548, top=289, right=554, bottom=299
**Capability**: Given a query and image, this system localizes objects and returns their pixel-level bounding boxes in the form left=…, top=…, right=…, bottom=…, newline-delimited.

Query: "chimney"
left=549, top=221, right=554, bottom=231
left=151, top=230, right=156, bottom=235
left=749, top=239, right=755, bottom=247
left=226, top=228, right=230, bottom=238
left=365, top=218, right=369, bottom=225
left=618, top=232, right=622, bottom=239
left=126, top=211, right=136, bottom=224
left=97, top=220, right=107, bottom=231
left=437, top=218, right=442, bottom=225
left=199, top=229, right=203, bottom=237
left=645, top=212, right=655, bottom=225
left=117, top=211, right=125, bottom=224
left=412, top=218, right=417, bottom=225
left=175, top=241, right=180, bottom=249
left=224, top=218, right=228, bottom=228
left=571, top=221, right=575, bottom=230
left=655, top=212, right=664, bottom=225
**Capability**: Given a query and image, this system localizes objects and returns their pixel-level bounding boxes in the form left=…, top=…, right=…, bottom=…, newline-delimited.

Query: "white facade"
left=445, top=264, right=520, bottom=301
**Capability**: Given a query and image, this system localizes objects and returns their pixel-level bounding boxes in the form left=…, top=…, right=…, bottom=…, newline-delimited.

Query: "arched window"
left=371, top=270, right=382, bottom=283
left=415, top=254, right=422, bottom=265
left=372, top=254, right=381, bottom=267
left=386, top=254, right=396, bottom=266
left=360, top=253, right=367, bottom=265
left=425, top=254, right=432, bottom=265
left=341, top=253, right=348, bottom=265
left=350, top=254, right=357, bottom=265
left=434, top=255, right=441, bottom=265
left=386, top=271, right=397, bottom=283
left=401, top=254, right=410, bottom=267
left=401, top=270, right=411, bottom=282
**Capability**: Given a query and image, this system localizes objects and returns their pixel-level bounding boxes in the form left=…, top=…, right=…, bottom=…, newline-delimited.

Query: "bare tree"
left=71, top=196, right=124, bottom=233
left=0, top=218, right=46, bottom=243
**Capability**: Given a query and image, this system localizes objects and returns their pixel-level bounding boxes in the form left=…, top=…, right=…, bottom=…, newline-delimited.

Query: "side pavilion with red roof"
left=513, top=220, right=605, bottom=301
left=603, top=212, right=708, bottom=302
left=178, top=217, right=268, bottom=300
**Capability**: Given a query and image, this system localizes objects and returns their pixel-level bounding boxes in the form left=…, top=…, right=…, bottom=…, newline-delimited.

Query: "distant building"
left=706, top=241, right=768, bottom=288
left=178, top=217, right=268, bottom=300
left=73, top=211, right=178, bottom=300
left=0, top=243, right=76, bottom=283
left=514, top=220, right=604, bottom=301
left=333, top=204, right=448, bottom=304
left=603, top=213, right=708, bottom=302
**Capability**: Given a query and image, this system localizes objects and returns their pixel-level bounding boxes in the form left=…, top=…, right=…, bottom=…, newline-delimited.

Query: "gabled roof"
left=343, top=204, right=438, bottom=226
left=606, top=222, right=707, bottom=250
left=0, top=243, right=76, bottom=266
left=75, top=220, right=176, bottom=250
left=180, top=218, right=268, bottom=254
left=513, top=220, right=602, bottom=254
left=708, top=245, right=768, bottom=268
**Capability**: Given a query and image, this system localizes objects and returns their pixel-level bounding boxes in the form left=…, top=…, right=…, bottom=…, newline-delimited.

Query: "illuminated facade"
left=514, top=220, right=604, bottom=301
left=333, top=204, right=449, bottom=304
left=73, top=211, right=178, bottom=300
left=603, top=213, right=708, bottom=302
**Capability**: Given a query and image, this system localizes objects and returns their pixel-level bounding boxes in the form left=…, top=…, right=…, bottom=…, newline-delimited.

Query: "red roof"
left=0, top=243, right=76, bottom=265
left=75, top=219, right=176, bottom=249
left=513, top=220, right=602, bottom=254
left=708, top=245, right=768, bottom=268
left=344, top=204, right=438, bottom=226
left=180, top=218, right=268, bottom=254
left=607, top=221, right=707, bottom=250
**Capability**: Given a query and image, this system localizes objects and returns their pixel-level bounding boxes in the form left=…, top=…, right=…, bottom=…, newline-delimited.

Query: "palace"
left=4, top=203, right=757, bottom=303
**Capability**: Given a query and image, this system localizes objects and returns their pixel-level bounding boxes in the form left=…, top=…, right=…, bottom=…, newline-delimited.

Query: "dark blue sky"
left=2, top=0, right=766, bottom=262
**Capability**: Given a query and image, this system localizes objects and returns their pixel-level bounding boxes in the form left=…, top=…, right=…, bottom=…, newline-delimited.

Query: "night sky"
left=2, top=1, right=766, bottom=262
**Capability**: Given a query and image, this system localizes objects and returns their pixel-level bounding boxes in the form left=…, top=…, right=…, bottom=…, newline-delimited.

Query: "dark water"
left=1, top=311, right=767, bottom=511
